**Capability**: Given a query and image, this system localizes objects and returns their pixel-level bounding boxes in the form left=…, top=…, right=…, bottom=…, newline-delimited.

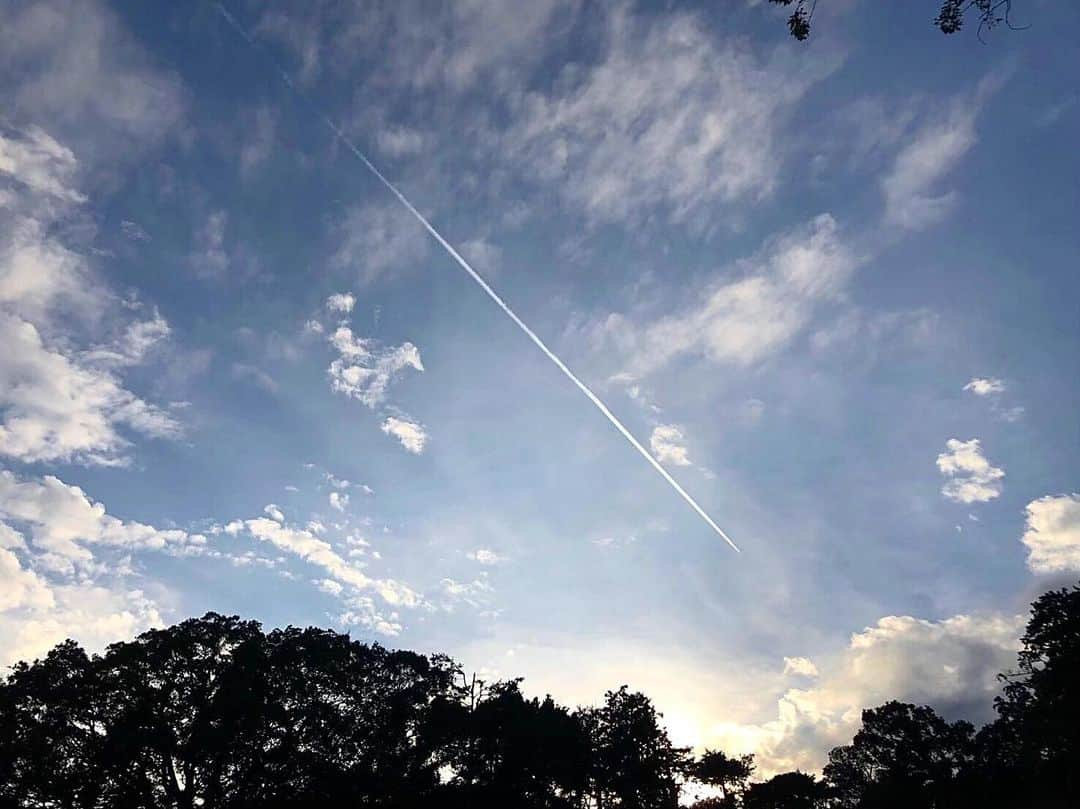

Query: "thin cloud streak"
left=216, top=4, right=739, bottom=552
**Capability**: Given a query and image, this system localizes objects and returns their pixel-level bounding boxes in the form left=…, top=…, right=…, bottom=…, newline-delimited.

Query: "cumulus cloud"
left=937, top=438, right=1004, bottom=504
left=1021, top=494, right=1080, bottom=574
left=0, top=470, right=193, bottom=569
left=328, top=491, right=349, bottom=512
left=600, top=215, right=858, bottom=376
left=502, top=8, right=839, bottom=226
left=713, top=612, right=1022, bottom=776
left=783, top=656, right=819, bottom=678
left=964, top=377, right=1005, bottom=396
left=381, top=416, right=427, bottom=454
left=326, top=292, right=355, bottom=313
left=327, top=326, right=424, bottom=409
left=263, top=503, right=285, bottom=522
left=650, top=424, right=692, bottom=467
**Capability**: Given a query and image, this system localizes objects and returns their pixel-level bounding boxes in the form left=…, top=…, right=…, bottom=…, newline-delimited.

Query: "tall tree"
left=823, top=701, right=975, bottom=809
left=578, top=686, right=689, bottom=809
left=743, top=771, right=830, bottom=809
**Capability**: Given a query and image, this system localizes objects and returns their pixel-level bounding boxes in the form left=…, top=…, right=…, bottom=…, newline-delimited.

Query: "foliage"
left=2, top=581, right=1079, bottom=807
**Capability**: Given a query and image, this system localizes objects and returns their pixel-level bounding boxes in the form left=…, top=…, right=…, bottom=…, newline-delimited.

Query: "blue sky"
left=1, top=0, right=1078, bottom=774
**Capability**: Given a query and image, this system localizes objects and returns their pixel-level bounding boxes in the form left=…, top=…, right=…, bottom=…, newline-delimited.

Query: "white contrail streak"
left=215, top=4, right=739, bottom=552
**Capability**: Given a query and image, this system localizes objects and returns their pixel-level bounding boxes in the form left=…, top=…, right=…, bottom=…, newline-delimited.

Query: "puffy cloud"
left=650, top=424, right=692, bottom=467
left=328, top=491, right=349, bottom=512
left=712, top=612, right=1023, bottom=776
left=0, top=126, right=179, bottom=466
left=602, top=215, right=858, bottom=376
left=263, top=503, right=285, bottom=522
left=325, top=292, right=355, bottom=313
left=502, top=8, right=839, bottom=226
left=783, top=657, right=819, bottom=678
left=467, top=548, right=506, bottom=565
left=0, top=470, right=193, bottom=568
left=0, top=580, right=163, bottom=668
left=327, top=326, right=423, bottom=408
left=937, top=438, right=1004, bottom=504
left=381, top=416, right=427, bottom=454
left=338, top=595, right=402, bottom=637
left=1021, top=494, right=1080, bottom=574
left=0, top=546, right=54, bottom=612
left=964, top=377, right=1005, bottom=396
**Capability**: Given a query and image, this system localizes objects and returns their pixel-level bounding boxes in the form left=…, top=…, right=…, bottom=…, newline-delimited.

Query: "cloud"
left=0, top=125, right=86, bottom=204
left=241, top=517, right=421, bottom=609
left=881, top=80, right=998, bottom=230
left=0, top=579, right=164, bottom=668
left=1021, top=494, right=1080, bottom=574
left=231, top=362, right=279, bottom=393
left=190, top=210, right=229, bottom=278
left=460, top=238, right=502, bottom=278
left=712, top=612, right=1022, bottom=776
left=331, top=201, right=430, bottom=284
left=375, top=125, right=425, bottom=157
left=783, top=656, right=819, bottom=678
left=0, top=313, right=179, bottom=465
left=325, top=292, right=355, bottom=313
left=937, top=438, right=1004, bottom=504
left=964, top=377, right=1005, bottom=396
left=328, top=491, right=349, bottom=512
left=467, top=548, right=506, bottom=565
left=381, top=416, right=427, bottom=454
left=327, top=327, right=423, bottom=408
left=1, top=0, right=186, bottom=159
left=502, top=7, right=839, bottom=226
left=601, top=214, right=859, bottom=376
left=263, top=503, right=285, bottom=522
left=650, top=424, right=692, bottom=467
left=0, top=470, right=193, bottom=569
left=239, top=106, right=276, bottom=175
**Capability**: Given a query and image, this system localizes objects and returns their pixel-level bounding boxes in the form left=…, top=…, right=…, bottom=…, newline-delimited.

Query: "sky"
left=1, top=0, right=1079, bottom=775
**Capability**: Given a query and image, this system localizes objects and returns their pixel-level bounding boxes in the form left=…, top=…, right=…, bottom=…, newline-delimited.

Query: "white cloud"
left=467, top=548, right=505, bottom=565
left=881, top=80, right=998, bottom=230
left=2, top=0, right=186, bottom=159
left=328, top=491, right=349, bottom=512
left=263, top=503, right=285, bottom=522
left=241, top=517, right=421, bottom=608
left=964, top=377, right=1005, bottom=396
left=602, top=215, right=858, bottom=376
left=0, top=125, right=86, bottom=203
left=381, top=416, right=427, bottom=454
left=338, top=594, right=402, bottom=636
left=239, top=106, right=276, bottom=175
left=711, top=612, right=1022, bottom=776
left=502, top=8, right=839, bottom=226
left=782, top=656, right=819, bottom=678
left=0, top=581, right=164, bottom=668
left=326, top=326, right=424, bottom=409
left=0, top=470, right=193, bottom=568
left=937, top=438, right=1004, bottom=504
left=326, top=292, right=356, bottom=313
left=331, top=201, right=430, bottom=284
left=375, top=125, right=425, bottom=157
left=0, top=546, right=54, bottom=612
left=650, top=424, right=692, bottom=467
left=1021, top=494, right=1080, bottom=574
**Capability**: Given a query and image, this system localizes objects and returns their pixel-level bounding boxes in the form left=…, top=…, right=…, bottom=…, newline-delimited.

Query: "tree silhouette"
left=743, top=771, right=830, bottom=809
left=3, top=580, right=1079, bottom=807
left=823, top=701, right=975, bottom=809
left=768, top=0, right=1027, bottom=42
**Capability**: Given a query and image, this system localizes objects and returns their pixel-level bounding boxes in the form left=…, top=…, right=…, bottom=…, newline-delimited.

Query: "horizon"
left=1, top=0, right=1079, bottom=778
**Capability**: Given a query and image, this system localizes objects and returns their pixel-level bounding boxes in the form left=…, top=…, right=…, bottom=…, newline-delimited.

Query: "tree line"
left=1, top=581, right=1077, bottom=808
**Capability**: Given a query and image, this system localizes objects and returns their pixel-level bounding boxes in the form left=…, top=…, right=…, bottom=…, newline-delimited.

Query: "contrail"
left=215, top=4, right=739, bottom=552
